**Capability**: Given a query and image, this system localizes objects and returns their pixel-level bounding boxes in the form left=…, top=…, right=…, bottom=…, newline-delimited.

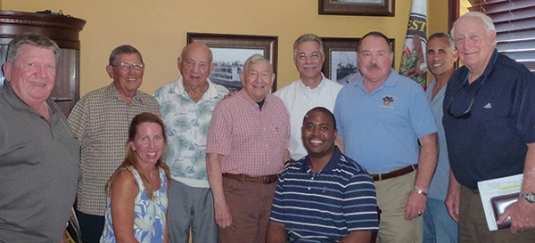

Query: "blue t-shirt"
left=334, top=70, right=437, bottom=173
left=270, top=147, right=379, bottom=242
left=443, top=49, right=535, bottom=189
left=425, top=79, right=450, bottom=200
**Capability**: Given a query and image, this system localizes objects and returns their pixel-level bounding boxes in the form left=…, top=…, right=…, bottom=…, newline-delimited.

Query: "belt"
left=371, top=165, right=417, bottom=181
left=222, top=173, right=279, bottom=184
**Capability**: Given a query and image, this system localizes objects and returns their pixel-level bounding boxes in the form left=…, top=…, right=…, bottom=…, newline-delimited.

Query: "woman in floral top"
left=100, top=112, right=170, bottom=243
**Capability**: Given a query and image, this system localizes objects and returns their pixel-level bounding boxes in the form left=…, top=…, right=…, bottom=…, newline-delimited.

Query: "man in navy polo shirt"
left=444, top=12, right=535, bottom=242
left=266, top=107, right=379, bottom=243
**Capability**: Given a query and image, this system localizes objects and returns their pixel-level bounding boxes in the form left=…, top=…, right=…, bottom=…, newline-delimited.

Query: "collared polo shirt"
left=443, top=50, right=535, bottom=189
left=334, top=70, right=437, bottom=173
left=270, top=147, right=379, bottom=242
left=206, top=90, right=290, bottom=176
left=0, top=82, right=80, bottom=242
left=68, top=82, right=161, bottom=215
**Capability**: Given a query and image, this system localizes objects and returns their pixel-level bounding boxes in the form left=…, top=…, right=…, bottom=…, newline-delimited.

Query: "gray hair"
left=6, top=33, right=60, bottom=63
left=428, top=32, right=456, bottom=50
left=293, top=34, right=325, bottom=59
left=109, top=45, right=143, bottom=65
left=243, top=54, right=272, bottom=73
left=451, top=12, right=495, bottom=40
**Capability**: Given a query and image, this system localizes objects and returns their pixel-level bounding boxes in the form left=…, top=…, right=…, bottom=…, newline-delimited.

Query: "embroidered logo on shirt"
left=484, top=103, right=492, bottom=109
left=383, top=96, right=394, bottom=106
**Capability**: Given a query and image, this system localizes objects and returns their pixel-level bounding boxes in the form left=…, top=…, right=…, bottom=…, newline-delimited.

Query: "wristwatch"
left=519, top=192, right=535, bottom=203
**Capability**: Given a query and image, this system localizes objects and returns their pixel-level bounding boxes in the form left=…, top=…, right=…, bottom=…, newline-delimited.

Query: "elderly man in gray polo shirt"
left=0, top=33, right=80, bottom=242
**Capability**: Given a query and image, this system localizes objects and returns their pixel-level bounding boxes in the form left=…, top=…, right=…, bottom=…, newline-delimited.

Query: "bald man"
left=154, top=42, right=229, bottom=243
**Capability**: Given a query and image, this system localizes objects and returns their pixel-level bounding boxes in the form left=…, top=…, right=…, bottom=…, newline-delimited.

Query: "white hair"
left=451, top=11, right=495, bottom=40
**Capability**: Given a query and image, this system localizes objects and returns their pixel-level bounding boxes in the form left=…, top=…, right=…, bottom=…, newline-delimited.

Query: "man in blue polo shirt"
left=334, top=31, right=438, bottom=243
left=444, top=12, right=535, bottom=242
left=266, top=107, right=379, bottom=243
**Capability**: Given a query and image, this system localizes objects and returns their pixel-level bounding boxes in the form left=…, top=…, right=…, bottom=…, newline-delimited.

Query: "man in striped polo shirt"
left=267, top=107, right=379, bottom=243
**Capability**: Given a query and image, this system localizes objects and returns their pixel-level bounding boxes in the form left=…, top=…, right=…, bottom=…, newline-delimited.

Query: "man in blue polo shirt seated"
left=266, top=107, right=379, bottom=243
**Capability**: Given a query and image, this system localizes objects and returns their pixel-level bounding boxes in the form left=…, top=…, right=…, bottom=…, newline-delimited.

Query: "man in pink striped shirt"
left=206, top=54, right=290, bottom=243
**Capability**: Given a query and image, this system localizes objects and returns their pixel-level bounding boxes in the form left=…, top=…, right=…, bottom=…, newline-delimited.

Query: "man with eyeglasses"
left=334, top=31, right=438, bottom=243
left=68, top=45, right=161, bottom=243
left=443, top=12, right=535, bottom=242
left=424, top=32, right=459, bottom=243
left=154, top=42, right=228, bottom=243
left=274, top=33, right=343, bottom=162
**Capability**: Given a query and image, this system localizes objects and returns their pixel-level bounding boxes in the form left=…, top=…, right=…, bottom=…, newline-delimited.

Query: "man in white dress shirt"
left=274, top=33, right=343, bottom=161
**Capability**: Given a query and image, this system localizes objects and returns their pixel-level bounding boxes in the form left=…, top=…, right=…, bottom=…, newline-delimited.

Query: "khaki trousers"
left=375, top=170, right=423, bottom=243
left=459, top=186, right=535, bottom=243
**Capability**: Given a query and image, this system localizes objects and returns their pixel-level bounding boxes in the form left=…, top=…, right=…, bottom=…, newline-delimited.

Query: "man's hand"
left=223, top=90, right=238, bottom=99
left=445, top=173, right=461, bottom=222
left=404, top=190, right=427, bottom=220
left=214, top=201, right=233, bottom=228
left=497, top=197, right=535, bottom=233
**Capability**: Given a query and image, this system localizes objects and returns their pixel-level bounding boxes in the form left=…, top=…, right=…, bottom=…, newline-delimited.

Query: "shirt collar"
left=298, top=73, right=327, bottom=89
left=458, top=49, right=499, bottom=86
left=300, top=146, right=344, bottom=174
left=238, top=89, right=272, bottom=109
left=355, top=68, right=397, bottom=92
left=104, top=82, right=144, bottom=104
left=2, top=81, right=60, bottom=116
left=174, top=76, right=221, bottom=100
left=480, top=48, right=499, bottom=79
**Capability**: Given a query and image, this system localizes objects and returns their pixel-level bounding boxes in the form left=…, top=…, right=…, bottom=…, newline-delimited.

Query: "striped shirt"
left=206, top=90, right=290, bottom=176
left=270, top=147, right=379, bottom=242
left=68, top=83, right=161, bottom=215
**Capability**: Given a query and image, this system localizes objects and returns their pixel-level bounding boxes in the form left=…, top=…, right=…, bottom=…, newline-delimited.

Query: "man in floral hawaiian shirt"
left=154, top=42, right=228, bottom=243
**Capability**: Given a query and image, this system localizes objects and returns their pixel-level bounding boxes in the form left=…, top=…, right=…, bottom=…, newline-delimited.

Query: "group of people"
left=1, top=11, right=535, bottom=243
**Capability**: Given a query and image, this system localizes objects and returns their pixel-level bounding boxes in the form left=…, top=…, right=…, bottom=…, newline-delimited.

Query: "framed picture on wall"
left=187, top=33, right=278, bottom=92
left=321, top=37, right=395, bottom=85
left=318, top=0, right=395, bottom=16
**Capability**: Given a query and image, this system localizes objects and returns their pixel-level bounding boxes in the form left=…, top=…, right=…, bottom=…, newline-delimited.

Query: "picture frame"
left=318, top=0, right=395, bottom=17
left=321, top=37, right=395, bottom=85
left=187, top=33, right=278, bottom=92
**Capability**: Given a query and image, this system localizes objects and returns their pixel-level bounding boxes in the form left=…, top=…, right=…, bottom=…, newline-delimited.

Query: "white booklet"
left=477, top=174, right=523, bottom=231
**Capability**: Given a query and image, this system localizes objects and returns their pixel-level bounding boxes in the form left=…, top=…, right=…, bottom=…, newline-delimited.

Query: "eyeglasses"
left=112, top=62, right=144, bottom=70
left=297, top=52, right=321, bottom=60
left=446, top=84, right=481, bottom=119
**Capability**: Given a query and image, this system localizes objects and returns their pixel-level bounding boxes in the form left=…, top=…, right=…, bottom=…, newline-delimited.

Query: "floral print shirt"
left=100, top=166, right=168, bottom=243
left=154, top=77, right=228, bottom=187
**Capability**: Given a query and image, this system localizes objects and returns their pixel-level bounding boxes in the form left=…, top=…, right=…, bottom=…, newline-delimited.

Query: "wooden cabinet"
left=0, top=10, right=85, bottom=116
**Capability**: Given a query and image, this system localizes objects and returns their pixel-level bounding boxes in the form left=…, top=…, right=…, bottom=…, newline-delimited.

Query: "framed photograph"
left=187, top=33, right=278, bottom=92
left=321, top=37, right=395, bottom=85
left=318, top=0, right=395, bottom=17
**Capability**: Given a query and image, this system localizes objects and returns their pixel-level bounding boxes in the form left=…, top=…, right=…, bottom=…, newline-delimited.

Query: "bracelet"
left=413, top=187, right=428, bottom=197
